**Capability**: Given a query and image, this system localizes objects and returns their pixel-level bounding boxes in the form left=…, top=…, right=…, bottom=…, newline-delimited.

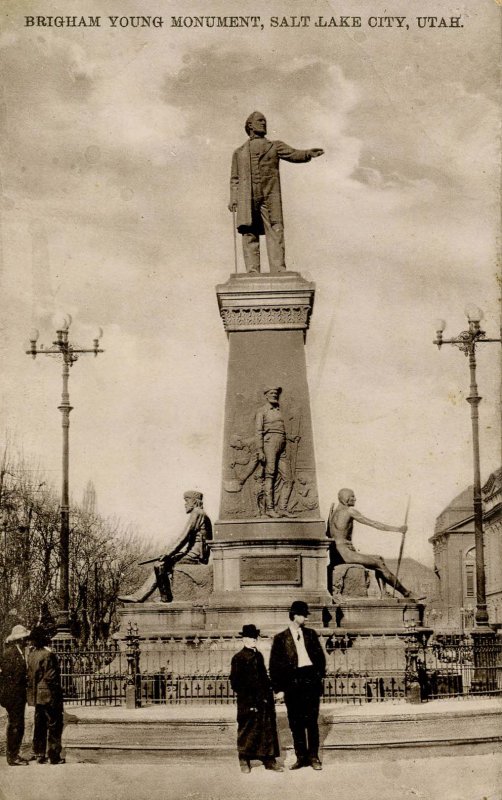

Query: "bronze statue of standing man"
left=228, top=112, right=324, bottom=273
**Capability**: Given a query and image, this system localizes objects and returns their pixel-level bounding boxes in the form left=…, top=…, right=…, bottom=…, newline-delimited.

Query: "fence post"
left=404, top=628, right=423, bottom=704
left=470, top=629, right=497, bottom=694
left=125, top=622, right=141, bottom=708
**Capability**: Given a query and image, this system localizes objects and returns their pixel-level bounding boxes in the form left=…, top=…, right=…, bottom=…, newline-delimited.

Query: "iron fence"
left=139, top=673, right=235, bottom=705
left=52, top=631, right=502, bottom=707
left=53, top=639, right=126, bottom=706
left=422, top=635, right=502, bottom=699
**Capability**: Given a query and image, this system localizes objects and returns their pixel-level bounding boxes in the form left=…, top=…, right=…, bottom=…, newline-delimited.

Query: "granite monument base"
left=328, top=597, right=426, bottom=631
left=117, top=594, right=426, bottom=638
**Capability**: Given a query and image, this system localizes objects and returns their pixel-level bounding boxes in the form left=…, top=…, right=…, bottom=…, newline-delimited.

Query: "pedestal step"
left=61, top=702, right=502, bottom=760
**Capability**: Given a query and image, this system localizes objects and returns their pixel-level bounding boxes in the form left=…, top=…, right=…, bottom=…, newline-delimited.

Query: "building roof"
left=430, top=467, right=502, bottom=542
left=432, top=485, right=474, bottom=538
left=482, top=466, right=502, bottom=522
left=483, top=467, right=502, bottom=501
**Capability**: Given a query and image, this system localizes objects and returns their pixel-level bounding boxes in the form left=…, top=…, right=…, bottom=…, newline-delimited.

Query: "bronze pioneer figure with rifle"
left=119, top=491, right=212, bottom=603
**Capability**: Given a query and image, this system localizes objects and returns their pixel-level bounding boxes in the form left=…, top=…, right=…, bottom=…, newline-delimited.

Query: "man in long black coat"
left=230, top=624, right=282, bottom=773
left=269, top=601, right=326, bottom=770
left=0, top=624, right=31, bottom=766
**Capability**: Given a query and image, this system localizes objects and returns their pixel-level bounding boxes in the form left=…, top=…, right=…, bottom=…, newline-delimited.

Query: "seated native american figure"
left=326, top=488, right=413, bottom=599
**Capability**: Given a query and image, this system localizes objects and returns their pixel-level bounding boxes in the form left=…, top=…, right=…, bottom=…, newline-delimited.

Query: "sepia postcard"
left=0, top=0, right=500, bottom=797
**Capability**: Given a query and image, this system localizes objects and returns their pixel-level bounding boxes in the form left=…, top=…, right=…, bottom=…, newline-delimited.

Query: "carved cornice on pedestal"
left=216, top=272, right=316, bottom=335
left=220, top=305, right=311, bottom=331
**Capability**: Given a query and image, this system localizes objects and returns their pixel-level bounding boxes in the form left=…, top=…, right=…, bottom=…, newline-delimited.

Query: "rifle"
left=138, top=555, right=165, bottom=566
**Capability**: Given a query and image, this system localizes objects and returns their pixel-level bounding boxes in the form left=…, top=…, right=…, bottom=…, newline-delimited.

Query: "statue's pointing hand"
left=308, top=148, right=324, bottom=158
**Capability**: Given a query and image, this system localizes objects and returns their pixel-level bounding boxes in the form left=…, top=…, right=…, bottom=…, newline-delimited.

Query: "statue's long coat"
left=229, top=647, right=280, bottom=759
left=230, top=139, right=312, bottom=232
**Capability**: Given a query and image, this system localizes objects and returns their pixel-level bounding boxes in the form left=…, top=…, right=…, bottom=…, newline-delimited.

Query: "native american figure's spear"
left=393, top=495, right=411, bottom=597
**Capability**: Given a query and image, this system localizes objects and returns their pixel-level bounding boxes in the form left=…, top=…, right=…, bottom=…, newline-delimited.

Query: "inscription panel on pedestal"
left=240, top=555, right=302, bottom=586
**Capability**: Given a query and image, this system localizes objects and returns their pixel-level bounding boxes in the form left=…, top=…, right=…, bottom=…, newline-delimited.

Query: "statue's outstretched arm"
left=275, top=141, right=324, bottom=163
left=350, top=508, right=403, bottom=533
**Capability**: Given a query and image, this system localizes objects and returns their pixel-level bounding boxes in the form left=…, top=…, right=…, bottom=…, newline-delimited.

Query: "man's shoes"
left=37, top=756, right=48, bottom=764
left=310, top=757, right=323, bottom=770
left=239, top=759, right=251, bottom=773
left=7, top=757, right=29, bottom=766
left=49, top=758, right=66, bottom=765
left=289, top=760, right=309, bottom=770
left=264, top=761, right=284, bottom=772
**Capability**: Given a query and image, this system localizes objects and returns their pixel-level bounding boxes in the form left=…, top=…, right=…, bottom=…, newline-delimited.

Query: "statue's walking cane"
left=232, top=207, right=238, bottom=272
left=393, top=495, right=410, bottom=597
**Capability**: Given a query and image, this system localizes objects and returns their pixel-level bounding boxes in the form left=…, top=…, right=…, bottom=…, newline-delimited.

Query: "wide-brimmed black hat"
left=239, top=624, right=260, bottom=639
left=289, top=600, right=310, bottom=618
left=29, top=625, right=51, bottom=647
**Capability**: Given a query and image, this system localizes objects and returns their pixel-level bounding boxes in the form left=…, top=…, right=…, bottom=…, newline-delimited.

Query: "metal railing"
left=53, top=638, right=126, bottom=706
left=422, top=635, right=502, bottom=699
left=53, top=629, right=502, bottom=707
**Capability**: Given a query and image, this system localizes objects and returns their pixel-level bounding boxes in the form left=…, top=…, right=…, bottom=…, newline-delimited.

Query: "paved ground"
left=66, top=695, right=502, bottom=721
left=0, top=751, right=501, bottom=800
left=1, top=700, right=500, bottom=799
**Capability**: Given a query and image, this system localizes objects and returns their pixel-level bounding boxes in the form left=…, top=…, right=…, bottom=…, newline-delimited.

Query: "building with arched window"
left=428, top=468, right=502, bottom=631
left=429, top=486, right=475, bottom=631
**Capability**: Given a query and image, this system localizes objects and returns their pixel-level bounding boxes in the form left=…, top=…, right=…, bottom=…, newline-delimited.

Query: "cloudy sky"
left=0, top=0, right=499, bottom=564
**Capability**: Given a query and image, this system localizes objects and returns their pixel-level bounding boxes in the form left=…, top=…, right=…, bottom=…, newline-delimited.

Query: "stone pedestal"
left=216, top=271, right=320, bottom=523
left=329, top=597, right=426, bottom=631
left=117, top=270, right=426, bottom=647
left=119, top=601, right=206, bottom=637
left=332, top=564, right=370, bottom=597
left=211, top=271, right=331, bottom=624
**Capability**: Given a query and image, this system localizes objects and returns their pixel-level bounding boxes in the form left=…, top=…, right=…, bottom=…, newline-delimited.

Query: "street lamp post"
left=433, top=305, right=500, bottom=631
left=26, top=316, right=104, bottom=636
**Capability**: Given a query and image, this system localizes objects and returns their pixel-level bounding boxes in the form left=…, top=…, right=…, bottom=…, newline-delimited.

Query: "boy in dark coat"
left=0, top=624, right=31, bottom=765
left=27, top=626, right=65, bottom=764
left=229, top=624, right=282, bottom=773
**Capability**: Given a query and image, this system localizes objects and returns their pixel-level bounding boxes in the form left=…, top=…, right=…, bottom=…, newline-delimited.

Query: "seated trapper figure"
left=119, top=491, right=212, bottom=603
left=326, top=488, right=412, bottom=598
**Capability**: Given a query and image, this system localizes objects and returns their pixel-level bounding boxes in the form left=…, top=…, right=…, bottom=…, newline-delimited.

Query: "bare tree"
left=0, top=438, right=152, bottom=645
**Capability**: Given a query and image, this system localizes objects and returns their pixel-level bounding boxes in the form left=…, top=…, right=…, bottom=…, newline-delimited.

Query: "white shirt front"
left=289, top=624, right=313, bottom=668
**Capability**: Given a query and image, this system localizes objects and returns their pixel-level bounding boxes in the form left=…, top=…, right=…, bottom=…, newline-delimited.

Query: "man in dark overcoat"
left=229, top=624, right=282, bottom=773
left=228, top=112, right=324, bottom=273
left=269, top=601, right=325, bottom=770
left=0, top=624, right=31, bottom=765
left=27, top=626, right=65, bottom=764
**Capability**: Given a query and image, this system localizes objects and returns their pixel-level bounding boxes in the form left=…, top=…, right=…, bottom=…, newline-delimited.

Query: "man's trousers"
left=4, top=701, right=25, bottom=762
left=241, top=203, right=286, bottom=273
left=32, top=703, right=64, bottom=763
left=284, top=666, right=321, bottom=763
